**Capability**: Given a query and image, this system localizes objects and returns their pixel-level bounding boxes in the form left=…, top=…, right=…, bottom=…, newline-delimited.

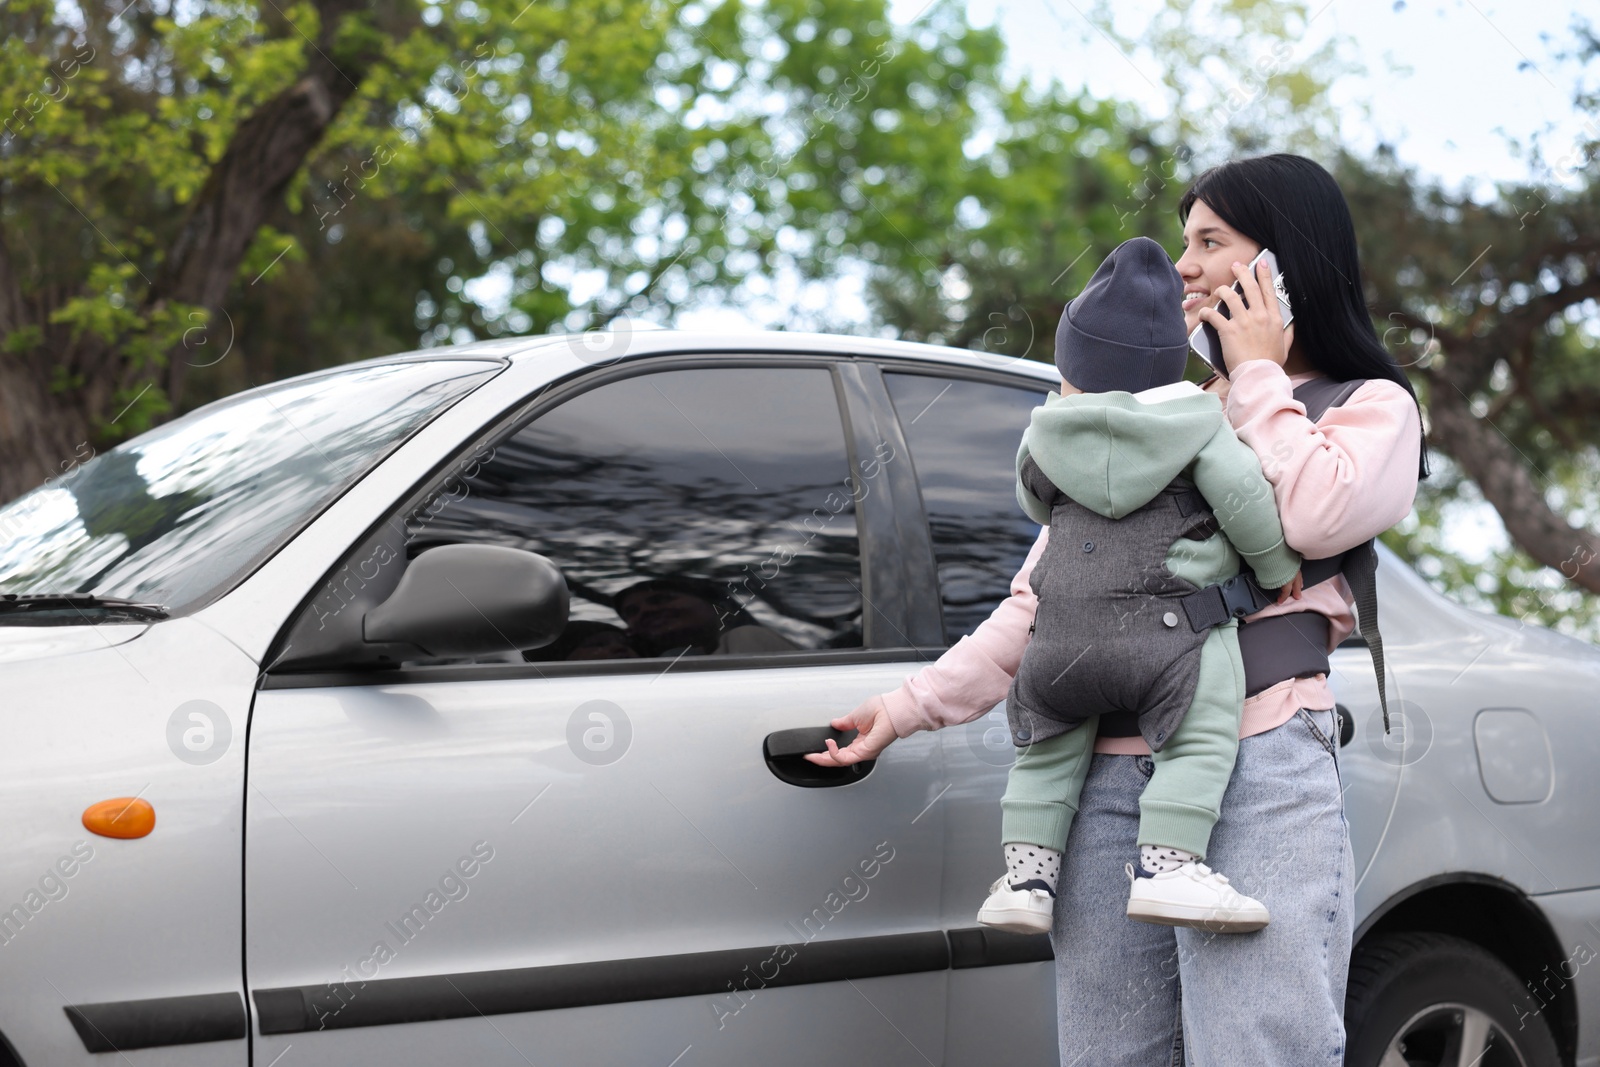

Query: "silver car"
left=0, top=332, right=1594, bottom=1067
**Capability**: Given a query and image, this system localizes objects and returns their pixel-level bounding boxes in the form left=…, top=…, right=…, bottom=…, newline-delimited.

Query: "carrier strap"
left=1239, top=613, right=1332, bottom=697
left=1341, top=539, right=1389, bottom=731
left=1171, top=376, right=1393, bottom=731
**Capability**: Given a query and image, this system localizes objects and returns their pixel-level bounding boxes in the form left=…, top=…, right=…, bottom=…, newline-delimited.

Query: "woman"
left=809, top=153, right=1425, bottom=1064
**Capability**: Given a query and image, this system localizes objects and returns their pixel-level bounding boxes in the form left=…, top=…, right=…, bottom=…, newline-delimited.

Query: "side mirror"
left=363, top=545, right=568, bottom=658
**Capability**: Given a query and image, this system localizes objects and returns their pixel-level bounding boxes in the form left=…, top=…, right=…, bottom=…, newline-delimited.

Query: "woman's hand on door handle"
left=805, top=694, right=898, bottom=767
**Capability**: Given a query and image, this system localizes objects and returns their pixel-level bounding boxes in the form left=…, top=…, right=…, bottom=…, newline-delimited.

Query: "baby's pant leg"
left=1001, top=718, right=1100, bottom=850
left=1139, top=625, right=1244, bottom=859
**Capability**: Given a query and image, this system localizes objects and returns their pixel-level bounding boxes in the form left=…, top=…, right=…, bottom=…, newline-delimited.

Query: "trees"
left=4, top=0, right=1598, bottom=633
left=1331, top=26, right=1600, bottom=627
left=0, top=0, right=1169, bottom=491
left=1342, top=150, right=1600, bottom=625
left=2, top=0, right=395, bottom=498
left=743, top=1, right=1170, bottom=364
left=827, top=0, right=1600, bottom=635
left=0, top=0, right=1041, bottom=496
left=0, top=0, right=770, bottom=497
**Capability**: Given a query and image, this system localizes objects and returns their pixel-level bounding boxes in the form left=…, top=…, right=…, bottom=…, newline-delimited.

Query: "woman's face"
left=1175, top=199, right=1264, bottom=335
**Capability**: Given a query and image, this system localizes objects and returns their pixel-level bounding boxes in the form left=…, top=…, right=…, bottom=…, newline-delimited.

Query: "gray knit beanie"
left=1055, top=236, right=1189, bottom=394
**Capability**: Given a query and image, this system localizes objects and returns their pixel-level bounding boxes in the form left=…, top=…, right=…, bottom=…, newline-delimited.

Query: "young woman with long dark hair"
left=811, top=153, right=1425, bottom=1064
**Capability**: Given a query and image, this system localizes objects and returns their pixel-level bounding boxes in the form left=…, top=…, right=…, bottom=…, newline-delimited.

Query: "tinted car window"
left=415, top=366, right=863, bottom=661
left=0, top=359, right=499, bottom=616
left=885, top=372, right=1046, bottom=645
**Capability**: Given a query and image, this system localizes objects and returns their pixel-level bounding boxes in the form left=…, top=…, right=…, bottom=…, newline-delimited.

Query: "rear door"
left=245, top=357, right=953, bottom=1065
left=878, top=363, right=1059, bottom=1065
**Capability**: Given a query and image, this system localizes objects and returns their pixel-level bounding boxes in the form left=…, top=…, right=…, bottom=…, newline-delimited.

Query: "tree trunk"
left=0, top=1, right=381, bottom=503
left=0, top=358, right=93, bottom=503
left=150, top=46, right=366, bottom=404
left=1424, top=369, right=1600, bottom=595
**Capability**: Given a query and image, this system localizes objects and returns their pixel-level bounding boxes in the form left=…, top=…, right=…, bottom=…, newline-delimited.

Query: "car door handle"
left=763, top=726, right=877, bottom=788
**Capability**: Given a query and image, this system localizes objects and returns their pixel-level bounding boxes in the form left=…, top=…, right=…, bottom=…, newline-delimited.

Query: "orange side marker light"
left=82, top=798, right=155, bottom=839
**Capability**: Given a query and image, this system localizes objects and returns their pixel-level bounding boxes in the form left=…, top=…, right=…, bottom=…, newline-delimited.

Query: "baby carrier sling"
left=1005, top=462, right=1224, bottom=751
left=1091, top=376, right=1392, bottom=745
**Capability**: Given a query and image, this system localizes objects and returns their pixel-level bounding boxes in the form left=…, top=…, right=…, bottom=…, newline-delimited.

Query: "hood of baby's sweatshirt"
left=1023, top=380, right=1224, bottom=518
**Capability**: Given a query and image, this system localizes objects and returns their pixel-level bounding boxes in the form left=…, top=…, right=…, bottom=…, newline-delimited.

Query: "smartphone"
left=1188, top=248, right=1293, bottom=379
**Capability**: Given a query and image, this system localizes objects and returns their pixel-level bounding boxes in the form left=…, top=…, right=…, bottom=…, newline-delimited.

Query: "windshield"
left=0, top=359, right=500, bottom=617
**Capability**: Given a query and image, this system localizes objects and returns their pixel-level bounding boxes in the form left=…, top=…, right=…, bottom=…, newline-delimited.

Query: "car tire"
left=1345, top=931, right=1561, bottom=1067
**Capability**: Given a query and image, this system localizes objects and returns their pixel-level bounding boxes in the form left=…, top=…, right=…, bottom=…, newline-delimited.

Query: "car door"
left=244, top=357, right=953, bottom=1066
left=878, top=363, right=1059, bottom=1065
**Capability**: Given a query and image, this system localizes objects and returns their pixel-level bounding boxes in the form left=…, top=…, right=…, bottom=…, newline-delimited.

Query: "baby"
left=978, top=237, right=1301, bottom=935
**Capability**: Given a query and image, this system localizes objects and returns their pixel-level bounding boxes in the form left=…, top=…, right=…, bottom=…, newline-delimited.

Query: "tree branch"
left=1546, top=387, right=1600, bottom=423
left=1425, top=368, right=1600, bottom=595
left=1494, top=272, right=1600, bottom=359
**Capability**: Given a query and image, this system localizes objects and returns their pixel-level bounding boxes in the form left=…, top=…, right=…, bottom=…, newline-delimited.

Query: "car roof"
left=364, top=329, right=1062, bottom=386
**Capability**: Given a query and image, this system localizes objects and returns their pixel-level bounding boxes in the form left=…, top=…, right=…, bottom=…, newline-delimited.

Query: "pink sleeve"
left=880, top=526, right=1047, bottom=737
left=1223, top=362, right=1421, bottom=559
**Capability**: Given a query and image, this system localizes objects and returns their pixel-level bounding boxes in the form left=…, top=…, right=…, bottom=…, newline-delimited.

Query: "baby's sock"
left=1004, top=842, right=1062, bottom=893
left=1140, top=844, right=1197, bottom=875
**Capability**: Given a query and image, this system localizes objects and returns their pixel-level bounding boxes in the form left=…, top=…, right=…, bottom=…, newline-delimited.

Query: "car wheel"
left=1345, top=932, right=1561, bottom=1067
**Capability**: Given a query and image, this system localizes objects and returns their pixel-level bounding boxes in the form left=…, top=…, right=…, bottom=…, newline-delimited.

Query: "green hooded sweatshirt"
left=1015, top=381, right=1300, bottom=590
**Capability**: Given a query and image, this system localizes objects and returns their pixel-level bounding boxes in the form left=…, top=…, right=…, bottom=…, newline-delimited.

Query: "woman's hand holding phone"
left=1198, top=258, right=1296, bottom=375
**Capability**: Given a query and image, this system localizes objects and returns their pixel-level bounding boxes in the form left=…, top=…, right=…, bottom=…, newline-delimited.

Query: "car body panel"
left=245, top=662, right=950, bottom=1063
left=1532, top=887, right=1600, bottom=1066
left=1342, top=553, right=1600, bottom=911
left=0, top=625, right=148, bottom=665
left=0, top=330, right=1597, bottom=1064
left=0, top=618, right=253, bottom=1064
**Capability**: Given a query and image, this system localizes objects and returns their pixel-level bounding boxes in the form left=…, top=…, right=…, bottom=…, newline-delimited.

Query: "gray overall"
left=1006, top=459, right=1219, bottom=752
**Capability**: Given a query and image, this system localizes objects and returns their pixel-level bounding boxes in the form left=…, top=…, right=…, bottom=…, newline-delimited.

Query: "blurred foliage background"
left=1, top=0, right=1598, bottom=635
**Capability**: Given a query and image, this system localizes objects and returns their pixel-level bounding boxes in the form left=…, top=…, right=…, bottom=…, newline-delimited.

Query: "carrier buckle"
left=1218, top=574, right=1265, bottom=619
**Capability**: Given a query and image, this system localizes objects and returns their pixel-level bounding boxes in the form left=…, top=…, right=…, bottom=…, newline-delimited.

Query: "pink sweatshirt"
left=880, top=360, right=1423, bottom=753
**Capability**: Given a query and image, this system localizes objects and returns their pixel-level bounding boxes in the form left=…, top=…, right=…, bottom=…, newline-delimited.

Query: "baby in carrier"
left=977, top=237, right=1302, bottom=936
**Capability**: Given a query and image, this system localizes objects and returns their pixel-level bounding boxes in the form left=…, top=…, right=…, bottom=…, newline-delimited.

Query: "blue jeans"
left=1052, top=708, right=1352, bottom=1066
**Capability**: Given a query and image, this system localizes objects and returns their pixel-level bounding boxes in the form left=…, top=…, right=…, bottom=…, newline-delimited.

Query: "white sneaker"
left=1124, top=861, right=1270, bottom=933
left=977, top=875, right=1055, bottom=935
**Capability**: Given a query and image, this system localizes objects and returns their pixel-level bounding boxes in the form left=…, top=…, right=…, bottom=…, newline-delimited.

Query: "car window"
left=884, top=371, right=1046, bottom=646
left=411, top=365, right=864, bottom=662
left=0, top=359, right=500, bottom=617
